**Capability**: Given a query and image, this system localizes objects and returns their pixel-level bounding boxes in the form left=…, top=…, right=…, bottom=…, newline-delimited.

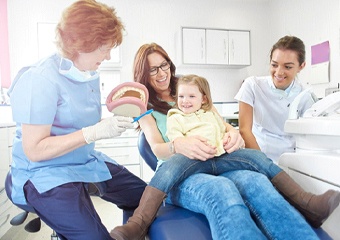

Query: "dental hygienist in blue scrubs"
left=7, top=1, right=146, bottom=239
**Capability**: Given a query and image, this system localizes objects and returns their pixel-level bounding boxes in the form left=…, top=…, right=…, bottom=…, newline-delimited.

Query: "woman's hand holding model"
left=82, top=116, right=134, bottom=144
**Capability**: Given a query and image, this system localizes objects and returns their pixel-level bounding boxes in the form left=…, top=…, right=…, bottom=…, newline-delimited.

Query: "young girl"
left=166, top=74, right=231, bottom=157
left=110, top=75, right=339, bottom=240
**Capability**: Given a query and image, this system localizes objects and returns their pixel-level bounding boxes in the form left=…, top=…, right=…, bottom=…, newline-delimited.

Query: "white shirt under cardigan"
left=234, top=76, right=316, bottom=164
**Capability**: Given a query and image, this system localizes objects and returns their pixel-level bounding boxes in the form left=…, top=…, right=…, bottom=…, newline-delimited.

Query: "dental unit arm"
left=303, top=91, right=340, bottom=118
left=287, top=88, right=318, bottom=120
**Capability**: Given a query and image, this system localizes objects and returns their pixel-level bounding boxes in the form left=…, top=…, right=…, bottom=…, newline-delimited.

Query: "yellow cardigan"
left=166, top=109, right=226, bottom=156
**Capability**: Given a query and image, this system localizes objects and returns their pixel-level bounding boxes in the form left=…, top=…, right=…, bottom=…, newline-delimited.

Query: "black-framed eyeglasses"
left=149, top=61, right=171, bottom=76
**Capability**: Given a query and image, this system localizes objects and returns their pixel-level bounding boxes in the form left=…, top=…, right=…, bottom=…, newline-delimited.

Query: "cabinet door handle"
left=111, top=141, right=130, bottom=146
left=201, top=37, right=204, bottom=60
left=231, top=39, right=235, bottom=60
left=112, top=154, right=129, bottom=158
left=224, top=39, right=227, bottom=60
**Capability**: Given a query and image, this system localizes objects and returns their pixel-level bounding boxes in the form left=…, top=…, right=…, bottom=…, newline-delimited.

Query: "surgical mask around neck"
left=59, top=58, right=99, bottom=82
left=270, top=79, right=301, bottom=98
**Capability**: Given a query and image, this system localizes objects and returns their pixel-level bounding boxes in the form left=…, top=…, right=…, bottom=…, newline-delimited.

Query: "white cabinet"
left=95, top=129, right=155, bottom=182
left=228, top=30, right=251, bottom=65
left=182, top=28, right=206, bottom=64
left=206, top=29, right=229, bottom=64
left=0, top=124, right=21, bottom=239
left=181, top=27, right=251, bottom=66
left=95, top=129, right=143, bottom=179
left=0, top=124, right=15, bottom=190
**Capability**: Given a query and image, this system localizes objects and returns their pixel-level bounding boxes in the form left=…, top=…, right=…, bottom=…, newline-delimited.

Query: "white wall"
left=6, top=0, right=340, bottom=102
left=268, top=0, right=340, bottom=98
left=7, top=0, right=270, bottom=102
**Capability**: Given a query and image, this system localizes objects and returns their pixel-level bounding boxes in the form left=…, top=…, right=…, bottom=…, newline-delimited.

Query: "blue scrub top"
left=7, top=54, right=113, bottom=205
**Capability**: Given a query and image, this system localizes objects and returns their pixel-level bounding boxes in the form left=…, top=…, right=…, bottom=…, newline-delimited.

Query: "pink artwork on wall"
left=0, top=0, right=11, bottom=88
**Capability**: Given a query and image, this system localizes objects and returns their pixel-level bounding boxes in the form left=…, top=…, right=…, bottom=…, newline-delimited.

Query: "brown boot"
left=110, top=186, right=166, bottom=240
left=271, top=171, right=340, bottom=228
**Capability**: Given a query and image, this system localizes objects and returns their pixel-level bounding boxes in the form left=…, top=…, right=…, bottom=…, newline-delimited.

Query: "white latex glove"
left=82, top=116, right=134, bottom=144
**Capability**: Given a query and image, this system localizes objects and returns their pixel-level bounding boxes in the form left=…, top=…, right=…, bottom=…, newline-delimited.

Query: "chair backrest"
left=137, top=131, right=157, bottom=171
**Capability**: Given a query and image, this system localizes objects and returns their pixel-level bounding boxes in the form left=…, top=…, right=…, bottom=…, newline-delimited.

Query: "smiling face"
left=177, top=83, right=206, bottom=114
left=73, top=44, right=113, bottom=71
left=147, top=52, right=172, bottom=97
left=270, top=49, right=305, bottom=90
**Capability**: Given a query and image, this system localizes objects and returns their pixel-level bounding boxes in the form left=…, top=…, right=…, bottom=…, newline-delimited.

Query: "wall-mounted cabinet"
left=181, top=27, right=251, bottom=67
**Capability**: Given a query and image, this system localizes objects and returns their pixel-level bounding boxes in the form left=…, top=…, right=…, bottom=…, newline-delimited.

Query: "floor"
left=1, top=196, right=123, bottom=240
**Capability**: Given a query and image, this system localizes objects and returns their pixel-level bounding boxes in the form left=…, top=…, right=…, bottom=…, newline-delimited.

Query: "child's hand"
left=223, top=130, right=245, bottom=153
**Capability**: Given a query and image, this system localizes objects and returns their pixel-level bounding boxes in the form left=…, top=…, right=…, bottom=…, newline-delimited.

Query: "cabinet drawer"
left=0, top=170, right=7, bottom=189
left=99, top=147, right=140, bottom=165
left=7, top=127, right=16, bottom=146
left=0, top=212, right=11, bottom=238
left=8, top=147, right=12, bottom=166
left=0, top=127, right=15, bottom=146
left=0, top=142, right=7, bottom=160
left=0, top=129, right=6, bottom=141
left=0, top=202, right=21, bottom=238
left=0, top=145, right=9, bottom=169
left=0, top=189, right=11, bottom=215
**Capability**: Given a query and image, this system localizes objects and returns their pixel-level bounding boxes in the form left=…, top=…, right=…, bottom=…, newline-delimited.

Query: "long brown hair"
left=133, top=43, right=178, bottom=115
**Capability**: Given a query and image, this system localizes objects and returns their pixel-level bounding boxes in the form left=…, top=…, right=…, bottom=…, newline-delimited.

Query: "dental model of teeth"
left=106, top=82, right=149, bottom=118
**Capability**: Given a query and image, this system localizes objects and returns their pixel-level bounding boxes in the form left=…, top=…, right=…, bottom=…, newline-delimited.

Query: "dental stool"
left=5, top=171, right=108, bottom=240
left=137, top=131, right=332, bottom=240
left=138, top=131, right=213, bottom=240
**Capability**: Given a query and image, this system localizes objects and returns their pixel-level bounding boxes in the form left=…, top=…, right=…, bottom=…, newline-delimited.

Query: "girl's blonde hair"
left=176, top=74, right=213, bottom=111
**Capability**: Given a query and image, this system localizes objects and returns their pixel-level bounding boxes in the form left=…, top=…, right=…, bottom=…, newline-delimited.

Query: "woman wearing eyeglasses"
left=110, top=43, right=320, bottom=240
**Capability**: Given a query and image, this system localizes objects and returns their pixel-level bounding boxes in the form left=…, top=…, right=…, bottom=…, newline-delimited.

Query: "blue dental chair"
left=137, top=131, right=333, bottom=240
left=137, top=131, right=212, bottom=240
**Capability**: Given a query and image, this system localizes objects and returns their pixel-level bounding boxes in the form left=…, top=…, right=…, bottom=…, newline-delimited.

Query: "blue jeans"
left=167, top=171, right=319, bottom=240
left=167, top=172, right=266, bottom=239
left=149, top=148, right=281, bottom=193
